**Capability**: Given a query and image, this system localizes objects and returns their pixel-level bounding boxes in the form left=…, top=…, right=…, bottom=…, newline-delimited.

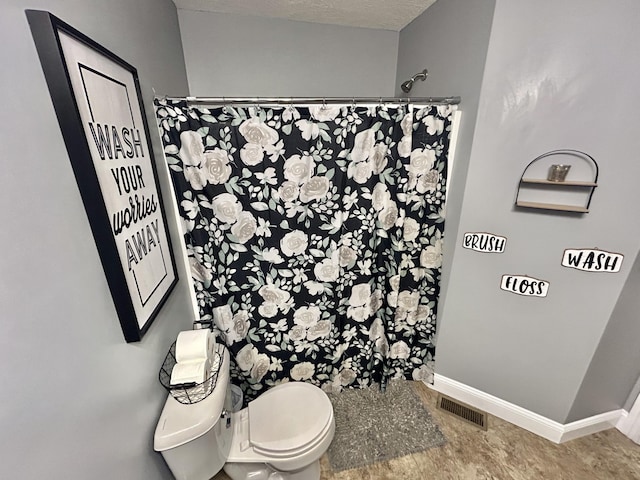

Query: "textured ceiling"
left=172, top=0, right=437, bottom=31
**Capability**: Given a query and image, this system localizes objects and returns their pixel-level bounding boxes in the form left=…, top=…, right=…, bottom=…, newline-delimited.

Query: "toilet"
left=154, top=345, right=335, bottom=480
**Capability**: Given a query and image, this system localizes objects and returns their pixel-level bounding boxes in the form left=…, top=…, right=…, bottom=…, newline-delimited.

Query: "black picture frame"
left=27, top=10, right=178, bottom=342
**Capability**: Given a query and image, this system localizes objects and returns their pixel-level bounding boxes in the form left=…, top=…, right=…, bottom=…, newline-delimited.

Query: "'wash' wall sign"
left=463, top=232, right=507, bottom=253
left=561, top=249, right=623, bottom=273
left=500, top=274, right=549, bottom=297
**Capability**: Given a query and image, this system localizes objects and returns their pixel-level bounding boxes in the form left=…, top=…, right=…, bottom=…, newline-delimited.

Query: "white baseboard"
left=431, top=374, right=624, bottom=444
left=560, top=409, right=625, bottom=443
left=617, top=397, right=640, bottom=444
left=617, top=410, right=629, bottom=433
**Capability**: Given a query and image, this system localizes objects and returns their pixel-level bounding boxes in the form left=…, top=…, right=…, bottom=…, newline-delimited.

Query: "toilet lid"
left=248, top=382, right=333, bottom=455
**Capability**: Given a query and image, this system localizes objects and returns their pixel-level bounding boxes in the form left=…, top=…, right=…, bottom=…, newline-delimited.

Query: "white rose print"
left=156, top=100, right=451, bottom=400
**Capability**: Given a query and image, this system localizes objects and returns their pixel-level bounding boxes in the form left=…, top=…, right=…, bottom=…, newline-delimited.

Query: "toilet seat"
left=248, top=382, right=334, bottom=457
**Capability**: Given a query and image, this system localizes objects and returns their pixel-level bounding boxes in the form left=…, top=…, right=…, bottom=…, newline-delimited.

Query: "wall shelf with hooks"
left=515, top=150, right=599, bottom=213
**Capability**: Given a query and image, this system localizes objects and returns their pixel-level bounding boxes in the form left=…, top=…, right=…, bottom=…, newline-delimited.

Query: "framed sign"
left=27, top=10, right=178, bottom=342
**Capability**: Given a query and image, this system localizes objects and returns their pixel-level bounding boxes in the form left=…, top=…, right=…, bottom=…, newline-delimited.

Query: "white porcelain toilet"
left=154, top=346, right=335, bottom=480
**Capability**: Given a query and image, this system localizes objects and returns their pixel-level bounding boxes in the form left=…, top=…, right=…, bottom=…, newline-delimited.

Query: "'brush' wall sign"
left=500, top=274, right=549, bottom=297
left=561, top=248, right=623, bottom=273
left=462, top=232, right=507, bottom=253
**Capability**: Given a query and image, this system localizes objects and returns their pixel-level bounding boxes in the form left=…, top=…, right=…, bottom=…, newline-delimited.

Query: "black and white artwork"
left=462, top=232, right=507, bottom=253
left=27, top=10, right=177, bottom=342
left=561, top=248, right=623, bottom=273
left=500, top=274, right=549, bottom=297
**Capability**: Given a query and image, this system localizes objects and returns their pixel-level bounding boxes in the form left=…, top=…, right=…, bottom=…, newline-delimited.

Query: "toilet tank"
left=154, top=347, right=233, bottom=480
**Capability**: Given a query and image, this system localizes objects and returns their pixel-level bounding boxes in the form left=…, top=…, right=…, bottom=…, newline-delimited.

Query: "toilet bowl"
left=154, top=346, right=335, bottom=480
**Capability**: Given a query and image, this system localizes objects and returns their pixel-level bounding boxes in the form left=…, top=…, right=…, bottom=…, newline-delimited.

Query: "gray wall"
left=435, top=0, right=640, bottom=422
left=624, top=374, right=640, bottom=412
left=568, top=248, right=640, bottom=421
left=395, top=0, right=496, bottom=321
left=0, top=1, right=193, bottom=478
left=177, top=10, right=399, bottom=97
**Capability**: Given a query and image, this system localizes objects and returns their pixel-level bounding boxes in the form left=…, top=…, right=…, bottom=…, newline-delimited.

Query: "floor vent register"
left=436, top=394, right=488, bottom=430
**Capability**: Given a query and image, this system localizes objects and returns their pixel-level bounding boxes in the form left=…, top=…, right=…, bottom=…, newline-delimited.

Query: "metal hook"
left=222, top=96, right=228, bottom=114
left=321, top=98, right=327, bottom=110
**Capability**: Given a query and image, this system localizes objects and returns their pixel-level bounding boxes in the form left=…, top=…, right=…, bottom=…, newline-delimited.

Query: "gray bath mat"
left=326, top=380, right=447, bottom=472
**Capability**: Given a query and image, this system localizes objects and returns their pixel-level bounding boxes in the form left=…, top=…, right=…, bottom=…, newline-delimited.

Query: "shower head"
left=400, top=80, right=414, bottom=93
left=400, top=69, right=429, bottom=93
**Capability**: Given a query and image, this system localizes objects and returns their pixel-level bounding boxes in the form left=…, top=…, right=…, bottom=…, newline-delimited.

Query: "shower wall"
left=176, top=9, right=399, bottom=97
left=395, top=0, right=496, bottom=321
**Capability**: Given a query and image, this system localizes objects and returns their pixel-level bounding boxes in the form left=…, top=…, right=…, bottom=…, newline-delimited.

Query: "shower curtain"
left=155, top=99, right=453, bottom=400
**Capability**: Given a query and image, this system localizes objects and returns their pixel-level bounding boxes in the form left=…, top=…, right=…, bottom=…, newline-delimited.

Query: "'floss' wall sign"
left=561, top=249, right=623, bottom=273
left=463, top=232, right=507, bottom=253
left=500, top=274, right=549, bottom=297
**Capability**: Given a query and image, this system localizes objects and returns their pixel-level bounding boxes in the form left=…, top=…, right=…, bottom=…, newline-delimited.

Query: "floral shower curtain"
left=155, top=99, right=453, bottom=401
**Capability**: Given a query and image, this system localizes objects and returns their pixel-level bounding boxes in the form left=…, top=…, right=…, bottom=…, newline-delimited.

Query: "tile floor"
left=213, top=382, right=640, bottom=480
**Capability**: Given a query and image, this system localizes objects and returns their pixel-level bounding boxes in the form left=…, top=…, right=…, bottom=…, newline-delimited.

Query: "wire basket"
left=159, top=341, right=224, bottom=404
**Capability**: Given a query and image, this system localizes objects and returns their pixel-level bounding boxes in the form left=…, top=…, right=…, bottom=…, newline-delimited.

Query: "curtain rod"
left=160, top=96, right=461, bottom=106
